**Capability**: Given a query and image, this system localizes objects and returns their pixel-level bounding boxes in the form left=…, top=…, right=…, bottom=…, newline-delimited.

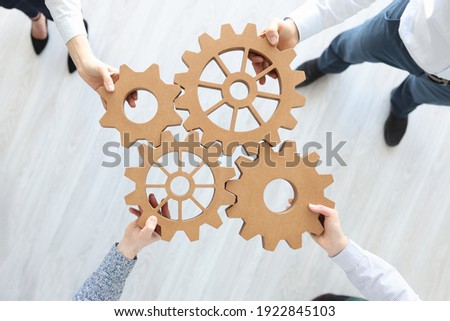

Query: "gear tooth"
left=281, top=48, right=297, bottom=62
left=169, top=84, right=182, bottom=99
left=303, top=152, right=320, bottom=166
left=99, top=112, right=115, bottom=128
left=286, top=236, right=302, bottom=250
left=294, top=70, right=306, bottom=87
left=145, top=64, right=160, bottom=76
left=235, top=156, right=253, bottom=170
left=173, top=72, right=190, bottom=88
left=220, top=24, right=236, bottom=37
left=181, top=50, right=198, bottom=67
left=262, top=236, right=280, bottom=251
left=207, top=214, right=223, bottom=229
left=225, top=179, right=238, bottom=194
left=307, top=217, right=325, bottom=236
left=124, top=167, right=143, bottom=182
left=320, top=174, right=334, bottom=188
left=183, top=117, right=199, bottom=131
left=119, top=64, right=134, bottom=76
left=293, top=92, right=306, bottom=107
left=242, top=142, right=259, bottom=156
left=198, top=33, right=215, bottom=49
left=242, top=23, right=257, bottom=36
left=124, top=191, right=139, bottom=205
left=96, top=86, right=110, bottom=101
left=224, top=191, right=237, bottom=205
left=160, top=225, right=177, bottom=242
left=186, top=130, right=200, bottom=143
left=225, top=203, right=240, bottom=218
left=283, top=114, right=298, bottom=129
left=321, top=197, right=335, bottom=209
left=239, top=224, right=258, bottom=240
left=174, top=93, right=189, bottom=109
left=160, top=131, right=174, bottom=144
left=280, top=141, right=298, bottom=154
left=185, top=228, right=200, bottom=241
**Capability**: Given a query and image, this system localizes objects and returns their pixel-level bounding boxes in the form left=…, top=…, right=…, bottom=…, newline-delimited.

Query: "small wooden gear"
left=124, top=131, right=236, bottom=241
left=97, top=64, right=182, bottom=148
left=174, top=23, right=306, bottom=156
left=226, top=142, right=334, bottom=251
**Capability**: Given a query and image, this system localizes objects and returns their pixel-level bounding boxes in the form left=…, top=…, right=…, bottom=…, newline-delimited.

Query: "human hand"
left=66, top=35, right=138, bottom=108
left=308, top=204, right=349, bottom=257
left=117, top=194, right=170, bottom=259
left=249, top=18, right=299, bottom=85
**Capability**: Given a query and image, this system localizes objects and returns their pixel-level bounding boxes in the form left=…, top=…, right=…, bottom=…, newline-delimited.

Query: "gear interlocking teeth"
left=125, top=132, right=236, bottom=241
left=225, top=141, right=334, bottom=251
left=174, top=23, right=307, bottom=156
left=97, top=64, right=182, bottom=148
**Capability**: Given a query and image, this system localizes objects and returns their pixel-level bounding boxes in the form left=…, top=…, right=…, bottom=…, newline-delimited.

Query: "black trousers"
left=0, top=0, right=52, bottom=20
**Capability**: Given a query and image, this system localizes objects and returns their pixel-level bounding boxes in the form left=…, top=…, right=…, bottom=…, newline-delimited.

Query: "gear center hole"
left=229, top=81, right=249, bottom=100
left=124, top=90, right=158, bottom=124
left=170, top=176, right=191, bottom=197
left=264, top=179, right=295, bottom=213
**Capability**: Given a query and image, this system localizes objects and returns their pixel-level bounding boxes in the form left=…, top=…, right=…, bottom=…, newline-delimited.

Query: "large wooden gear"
left=97, top=64, right=182, bottom=148
left=174, top=23, right=306, bottom=156
left=226, top=142, right=334, bottom=251
left=124, top=131, right=236, bottom=241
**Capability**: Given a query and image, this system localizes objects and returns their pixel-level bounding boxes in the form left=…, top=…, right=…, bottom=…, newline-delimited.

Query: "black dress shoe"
left=68, top=19, right=89, bottom=73
left=384, top=111, right=408, bottom=146
left=31, top=15, right=48, bottom=55
left=296, top=58, right=325, bottom=88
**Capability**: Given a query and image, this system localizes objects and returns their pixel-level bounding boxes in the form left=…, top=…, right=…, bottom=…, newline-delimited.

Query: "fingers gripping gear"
left=174, top=23, right=306, bottom=155
left=97, top=65, right=182, bottom=148
left=226, top=142, right=334, bottom=251
left=125, top=132, right=236, bottom=241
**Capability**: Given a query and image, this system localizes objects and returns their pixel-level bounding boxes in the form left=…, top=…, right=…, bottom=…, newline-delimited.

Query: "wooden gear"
left=97, top=64, right=182, bottom=148
left=226, top=142, right=334, bottom=251
left=124, top=131, right=236, bottom=241
left=174, top=23, right=306, bottom=156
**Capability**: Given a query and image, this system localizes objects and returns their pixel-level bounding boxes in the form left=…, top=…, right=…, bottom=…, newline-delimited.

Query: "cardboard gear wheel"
left=97, top=64, right=182, bottom=148
left=174, top=23, right=306, bottom=156
left=226, top=142, right=334, bottom=251
left=125, top=131, right=236, bottom=241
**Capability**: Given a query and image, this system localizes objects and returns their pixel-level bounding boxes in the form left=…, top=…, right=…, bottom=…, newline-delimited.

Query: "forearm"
left=332, top=240, right=420, bottom=301
left=73, top=244, right=136, bottom=301
left=45, top=0, right=86, bottom=43
left=288, top=0, right=377, bottom=41
left=66, top=35, right=94, bottom=69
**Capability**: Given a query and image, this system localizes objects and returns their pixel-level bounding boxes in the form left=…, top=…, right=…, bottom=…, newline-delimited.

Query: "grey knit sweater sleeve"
left=73, top=244, right=136, bottom=301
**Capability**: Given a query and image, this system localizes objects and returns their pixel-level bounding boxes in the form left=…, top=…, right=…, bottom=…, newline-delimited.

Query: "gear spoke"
left=205, top=98, right=226, bottom=115
left=254, top=65, right=276, bottom=81
left=241, top=47, right=249, bottom=73
left=214, top=55, right=231, bottom=77
left=155, top=162, right=171, bottom=177
left=190, top=161, right=204, bottom=176
left=190, top=196, right=206, bottom=212
left=198, top=80, right=222, bottom=90
left=248, top=104, right=265, bottom=125
left=155, top=197, right=169, bottom=212
left=256, top=91, right=280, bottom=101
left=230, top=107, right=239, bottom=132
left=178, top=200, right=183, bottom=221
left=146, top=184, right=166, bottom=188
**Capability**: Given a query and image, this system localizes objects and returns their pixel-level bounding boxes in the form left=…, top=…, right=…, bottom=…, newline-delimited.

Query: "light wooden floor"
left=1, top=0, right=449, bottom=301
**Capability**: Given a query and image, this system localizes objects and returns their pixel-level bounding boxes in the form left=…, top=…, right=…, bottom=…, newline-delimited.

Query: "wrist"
left=327, top=236, right=350, bottom=257
left=117, top=239, right=141, bottom=260
left=66, top=35, right=94, bottom=69
left=283, top=18, right=300, bottom=45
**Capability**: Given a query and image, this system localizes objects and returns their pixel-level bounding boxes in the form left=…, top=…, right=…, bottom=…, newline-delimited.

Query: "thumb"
left=309, top=204, right=336, bottom=217
left=266, top=19, right=280, bottom=46
left=99, top=65, right=115, bottom=92
left=143, top=215, right=158, bottom=232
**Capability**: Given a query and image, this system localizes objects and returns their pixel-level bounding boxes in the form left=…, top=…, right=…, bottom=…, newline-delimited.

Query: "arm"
left=288, top=0, right=377, bottom=41
left=308, top=204, right=420, bottom=301
left=73, top=194, right=169, bottom=301
left=44, top=0, right=137, bottom=106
